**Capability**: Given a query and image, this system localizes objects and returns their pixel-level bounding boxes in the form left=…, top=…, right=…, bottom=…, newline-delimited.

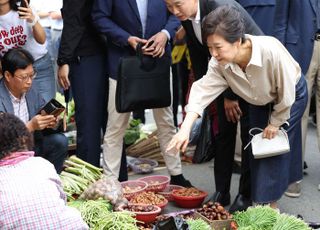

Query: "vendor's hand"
left=263, top=124, right=279, bottom=139
left=142, top=32, right=167, bottom=57
left=224, top=98, right=242, bottom=123
left=166, top=127, right=190, bottom=154
left=127, top=36, right=147, bottom=50
left=18, top=0, right=35, bottom=23
left=27, top=113, right=57, bottom=131
left=58, top=64, right=70, bottom=90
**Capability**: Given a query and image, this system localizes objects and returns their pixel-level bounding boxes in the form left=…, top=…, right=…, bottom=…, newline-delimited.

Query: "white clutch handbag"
left=245, top=127, right=290, bottom=159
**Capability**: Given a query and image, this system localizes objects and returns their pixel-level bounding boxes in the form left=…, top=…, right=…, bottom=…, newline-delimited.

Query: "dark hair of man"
left=1, top=48, right=34, bottom=76
left=0, top=113, right=34, bottom=160
left=202, top=5, right=245, bottom=44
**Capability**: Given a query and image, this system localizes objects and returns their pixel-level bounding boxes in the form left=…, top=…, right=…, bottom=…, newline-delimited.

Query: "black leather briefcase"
left=115, top=43, right=171, bottom=113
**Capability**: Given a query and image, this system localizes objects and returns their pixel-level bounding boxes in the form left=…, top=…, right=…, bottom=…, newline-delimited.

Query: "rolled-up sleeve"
left=185, top=58, right=228, bottom=116
left=269, top=45, right=301, bottom=126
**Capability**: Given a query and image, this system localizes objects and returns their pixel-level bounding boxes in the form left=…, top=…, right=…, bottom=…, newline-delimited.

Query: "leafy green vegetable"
left=272, top=214, right=311, bottom=230
left=233, top=206, right=311, bottom=230
left=124, top=119, right=144, bottom=145
left=187, top=219, right=211, bottom=230
left=233, top=206, right=278, bottom=230
left=68, top=198, right=113, bottom=228
left=60, top=155, right=103, bottom=201
left=68, top=199, right=138, bottom=230
left=124, top=129, right=141, bottom=145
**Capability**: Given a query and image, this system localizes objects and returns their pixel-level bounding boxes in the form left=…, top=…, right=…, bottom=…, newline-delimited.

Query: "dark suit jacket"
left=92, top=0, right=180, bottom=79
left=273, top=0, right=318, bottom=74
left=236, top=0, right=275, bottom=35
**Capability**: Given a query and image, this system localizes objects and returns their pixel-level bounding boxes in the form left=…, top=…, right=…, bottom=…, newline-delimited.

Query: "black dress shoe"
left=170, top=174, right=193, bottom=187
left=209, top=191, right=231, bottom=206
left=229, top=194, right=252, bottom=213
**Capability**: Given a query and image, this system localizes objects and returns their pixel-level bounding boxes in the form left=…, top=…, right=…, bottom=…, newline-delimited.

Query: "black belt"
left=315, top=33, right=320, bottom=40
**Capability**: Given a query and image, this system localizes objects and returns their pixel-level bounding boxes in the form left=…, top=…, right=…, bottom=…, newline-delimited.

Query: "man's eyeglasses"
left=14, top=71, right=37, bottom=82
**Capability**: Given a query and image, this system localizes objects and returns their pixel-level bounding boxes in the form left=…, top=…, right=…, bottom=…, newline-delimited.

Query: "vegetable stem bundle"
left=60, top=155, right=103, bottom=201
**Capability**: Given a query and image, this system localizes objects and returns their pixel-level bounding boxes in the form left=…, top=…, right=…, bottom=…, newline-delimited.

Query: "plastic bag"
left=189, top=116, right=202, bottom=145
left=192, top=108, right=215, bottom=163
left=79, top=176, right=127, bottom=207
left=154, top=216, right=189, bottom=230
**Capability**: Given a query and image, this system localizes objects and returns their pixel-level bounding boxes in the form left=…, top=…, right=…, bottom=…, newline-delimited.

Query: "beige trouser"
left=102, top=78, right=182, bottom=178
left=301, top=40, right=320, bottom=161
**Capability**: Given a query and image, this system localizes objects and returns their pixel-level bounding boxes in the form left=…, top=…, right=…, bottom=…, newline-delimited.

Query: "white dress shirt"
left=189, top=1, right=202, bottom=44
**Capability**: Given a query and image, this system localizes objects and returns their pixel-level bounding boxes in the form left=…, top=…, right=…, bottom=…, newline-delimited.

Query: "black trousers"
left=213, top=94, right=251, bottom=198
left=70, top=55, right=108, bottom=167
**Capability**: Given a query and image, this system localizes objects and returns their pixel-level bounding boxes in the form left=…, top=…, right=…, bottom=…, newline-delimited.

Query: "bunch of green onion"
left=60, top=155, right=103, bottom=201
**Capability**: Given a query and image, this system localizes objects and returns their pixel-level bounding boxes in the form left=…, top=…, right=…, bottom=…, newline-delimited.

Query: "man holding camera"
left=0, top=48, right=67, bottom=173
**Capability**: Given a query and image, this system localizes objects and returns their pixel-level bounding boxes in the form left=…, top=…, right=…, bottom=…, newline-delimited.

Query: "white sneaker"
left=284, top=181, right=301, bottom=198
left=318, top=184, right=320, bottom=191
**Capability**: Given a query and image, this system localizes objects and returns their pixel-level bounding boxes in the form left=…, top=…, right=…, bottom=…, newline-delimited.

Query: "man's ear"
left=3, top=71, right=12, bottom=82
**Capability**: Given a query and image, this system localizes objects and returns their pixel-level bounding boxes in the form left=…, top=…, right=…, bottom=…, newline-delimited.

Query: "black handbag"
left=115, top=43, right=171, bottom=113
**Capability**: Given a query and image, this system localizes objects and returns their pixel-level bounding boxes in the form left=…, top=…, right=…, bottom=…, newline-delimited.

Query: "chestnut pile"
left=196, top=202, right=232, bottom=221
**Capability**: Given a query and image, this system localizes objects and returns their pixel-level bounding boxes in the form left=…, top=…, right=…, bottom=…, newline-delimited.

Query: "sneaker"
left=318, top=184, right=320, bottom=191
left=284, top=181, right=301, bottom=198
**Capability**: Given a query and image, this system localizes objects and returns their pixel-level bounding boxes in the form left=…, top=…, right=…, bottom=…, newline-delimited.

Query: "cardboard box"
left=194, top=212, right=232, bottom=230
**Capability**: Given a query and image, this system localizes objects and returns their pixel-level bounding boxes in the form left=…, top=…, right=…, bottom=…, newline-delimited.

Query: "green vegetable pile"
left=186, top=218, right=211, bottom=230
left=233, top=206, right=311, bottom=230
left=60, top=155, right=103, bottom=201
left=124, top=119, right=148, bottom=145
left=68, top=199, right=139, bottom=230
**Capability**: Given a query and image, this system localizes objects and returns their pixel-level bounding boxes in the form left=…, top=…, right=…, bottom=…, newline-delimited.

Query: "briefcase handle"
left=136, top=42, right=157, bottom=71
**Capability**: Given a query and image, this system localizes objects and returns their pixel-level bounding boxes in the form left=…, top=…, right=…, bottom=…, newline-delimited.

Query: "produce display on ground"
left=232, top=205, right=312, bottom=230
left=60, top=157, right=312, bottom=230
left=60, top=155, right=103, bottom=201
left=130, top=191, right=168, bottom=207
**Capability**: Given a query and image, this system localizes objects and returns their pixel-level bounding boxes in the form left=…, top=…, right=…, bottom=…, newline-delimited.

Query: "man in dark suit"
left=273, top=0, right=320, bottom=198
left=92, top=0, right=192, bottom=186
left=164, top=0, right=263, bottom=212
left=0, top=48, right=67, bottom=173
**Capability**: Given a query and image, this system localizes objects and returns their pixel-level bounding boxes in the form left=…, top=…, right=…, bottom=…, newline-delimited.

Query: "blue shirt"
left=136, top=0, right=148, bottom=37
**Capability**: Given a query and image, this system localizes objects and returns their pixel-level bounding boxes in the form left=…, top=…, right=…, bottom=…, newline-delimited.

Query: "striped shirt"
left=0, top=157, right=88, bottom=229
left=7, top=89, right=29, bottom=124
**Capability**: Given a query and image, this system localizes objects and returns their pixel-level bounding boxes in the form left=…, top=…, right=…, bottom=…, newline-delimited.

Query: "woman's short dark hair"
left=1, top=48, right=34, bottom=75
left=202, top=5, right=245, bottom=43
left=0, top=113, right=33, bottom=160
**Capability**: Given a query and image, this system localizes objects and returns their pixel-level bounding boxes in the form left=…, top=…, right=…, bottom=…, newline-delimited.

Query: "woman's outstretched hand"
left=166, top=128, right=190, bottom=154
left=166, top=111, right=200, bottom=154
left=263, top=124, right=279, bottom=139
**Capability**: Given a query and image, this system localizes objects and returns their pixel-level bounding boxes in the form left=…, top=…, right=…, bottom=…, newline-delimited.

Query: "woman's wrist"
left=28, top=14, right=40, bottom=27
